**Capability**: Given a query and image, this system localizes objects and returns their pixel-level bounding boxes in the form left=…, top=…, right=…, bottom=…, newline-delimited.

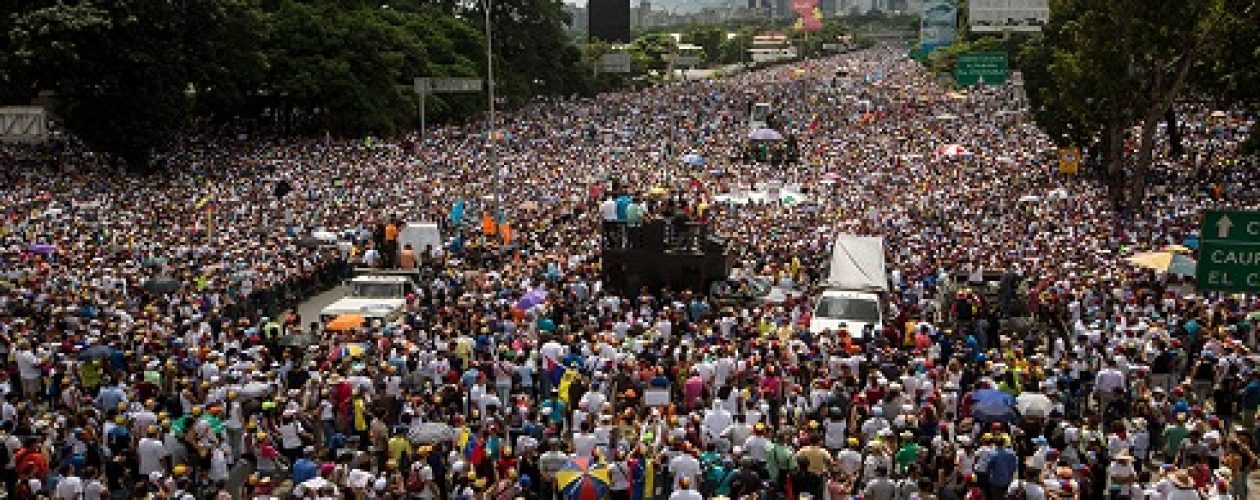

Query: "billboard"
left=919, top=1, right=958, bottom=55
left=588, top=0, right=631, bottom=43
left=0, top=107, right=48, bottom=144
left=969, top=0, right=1049, bottom=33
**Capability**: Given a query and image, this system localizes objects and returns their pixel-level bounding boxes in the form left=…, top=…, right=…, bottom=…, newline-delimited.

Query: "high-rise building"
left=589, top=0, right=632, bottom=43
left=563, top=4, right=588, bottom=35
left=774, top=0, right=791, bottom=18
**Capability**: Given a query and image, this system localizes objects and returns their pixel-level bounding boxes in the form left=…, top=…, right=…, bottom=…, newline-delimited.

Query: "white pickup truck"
left=809, top=234, right=888, bottom=338
left=319, top=275, right=414, bottom=324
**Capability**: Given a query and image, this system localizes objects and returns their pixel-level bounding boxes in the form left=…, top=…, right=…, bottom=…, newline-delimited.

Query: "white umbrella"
left=409, top=422, right=457, bottom=444
left=748, top=128, right=784, bottom=141
left=1016, top=392, right=1053, bottom=418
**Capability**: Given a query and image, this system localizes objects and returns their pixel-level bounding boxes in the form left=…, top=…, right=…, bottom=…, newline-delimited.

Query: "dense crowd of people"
left=0, top=44, right=1258, bottom=500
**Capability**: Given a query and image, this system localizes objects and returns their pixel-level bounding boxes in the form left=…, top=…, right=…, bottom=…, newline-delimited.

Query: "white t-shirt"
left=668, top=488, right=704, bottom=500
left=83, top=479, right=107, bottom=500
left=16, top=350, right=38, bottom=380
left=573, top=433, right=597, bottom=458
left=668, top=454, right=701, bottom=488
left=137, top=437, right=167, bottom=475
left=54, top=475, right=83, bottom=499
left=279, top=421, right=304, bottom=450
left=1006, top=480, right=1046, bottom=500
left=824, top=419, right=847, bottom=449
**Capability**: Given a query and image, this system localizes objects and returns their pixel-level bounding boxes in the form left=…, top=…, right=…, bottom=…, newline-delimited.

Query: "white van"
left=809, top=289, right=883, bottom=337
left=809, top=234, right=889, bottom=338
left=318, top=275, right=414, bottom=324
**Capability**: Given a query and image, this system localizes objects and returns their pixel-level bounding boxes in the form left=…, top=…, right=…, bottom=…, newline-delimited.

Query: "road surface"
left=296, top=285, right=346, bottom=328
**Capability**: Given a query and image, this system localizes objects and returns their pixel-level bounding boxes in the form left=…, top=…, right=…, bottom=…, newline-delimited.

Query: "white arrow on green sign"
left=1197, top=210, right=1260, bottom=292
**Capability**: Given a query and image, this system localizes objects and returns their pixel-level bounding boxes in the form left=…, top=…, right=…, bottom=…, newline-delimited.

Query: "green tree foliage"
left=1020, top=0, right=1255, bottom=209
left=6, top=0, right=193, bottom=170
left=1, top=0, right=592, bottom=169
left=473, top=0, right=592, bottom=103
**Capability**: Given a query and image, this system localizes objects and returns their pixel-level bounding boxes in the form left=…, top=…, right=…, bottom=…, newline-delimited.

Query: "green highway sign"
left=1197, top=210, right=1260, bottom=292
left=955, top=51, right=1009, bottom=86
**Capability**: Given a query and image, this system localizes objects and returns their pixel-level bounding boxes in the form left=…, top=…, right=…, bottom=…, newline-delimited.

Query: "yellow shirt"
left=353, top=399, right=367, bottom=431
left=388, top=436, right=412, bottom=461
left=453, top=337, right=473, bottom=365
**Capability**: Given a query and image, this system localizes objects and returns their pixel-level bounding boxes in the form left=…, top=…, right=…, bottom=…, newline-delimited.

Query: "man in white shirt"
left=137, top=427, right=168, bottom=476
left=15, top=345, right=40, bottom=398
left=572, top=422, right=598, bottom=458
left=1006, top=477, right=1046, bottom=500
left=1094, top=363, right=1125, bottom=411
left=668, top=477, right=703, bottom=500
left=1107, top=454, right=1138, bottom=497
left=668, top=448, right=702, bottom=490
left=742, top=423, right=770, bottom=464
left=704, top=401, right=734, bottom=452
left=53, top=465, right=83, bottom=500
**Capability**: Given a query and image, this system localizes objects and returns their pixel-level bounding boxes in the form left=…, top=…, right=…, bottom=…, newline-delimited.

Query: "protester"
left=0, top=45, right=1257, bottom=500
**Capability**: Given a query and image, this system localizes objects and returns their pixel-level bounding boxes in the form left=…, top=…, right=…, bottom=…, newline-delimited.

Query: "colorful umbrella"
left=935, top=144, right=973, bottom=158
left=516, top=288, right=548, bottom=310
left=556, top=457, right=611, bottom=500
left=1126, top=251, right=1197, bottom=277
left=172, top=414, right=224, bottom=434
left=325, top=314, right=364, bottom=332
left=334, top=343, right=369, bottom=360
left=26, top=244, right=57, bottom=254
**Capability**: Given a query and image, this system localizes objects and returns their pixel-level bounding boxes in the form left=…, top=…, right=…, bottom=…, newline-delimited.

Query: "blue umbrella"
left=970, top=388, right=1017, bottom=423
left=681, top=153, right=706, bottom=166
left=1168, top=254, right=1197, bottom=277
left=515, top=288, right=548, bottom=310
left=26, top=244, right=57, bottom=254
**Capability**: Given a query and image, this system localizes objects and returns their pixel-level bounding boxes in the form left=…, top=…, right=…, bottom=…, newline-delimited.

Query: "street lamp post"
left=482, top=0, right=501, bottom=230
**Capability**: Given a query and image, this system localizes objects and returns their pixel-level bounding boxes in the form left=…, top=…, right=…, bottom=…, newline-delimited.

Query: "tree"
left=6, top=0, right=196, bottom=170
left=3, top=0, right=594, bottom=168
left=1021, top=0, right=1251, bottom=209
left=469, top=0, right=593, bottom=104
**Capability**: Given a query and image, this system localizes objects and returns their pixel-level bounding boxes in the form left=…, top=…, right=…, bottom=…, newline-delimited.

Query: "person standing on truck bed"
left=372, top=219, right=387, bottom=267
left=384, top=218, right=400, bottom=268
left=399, top=243, right=417, bottom=270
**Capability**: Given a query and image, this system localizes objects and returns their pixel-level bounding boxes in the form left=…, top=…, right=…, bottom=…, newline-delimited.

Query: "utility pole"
left=483, top=0, right=501, bottom=228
